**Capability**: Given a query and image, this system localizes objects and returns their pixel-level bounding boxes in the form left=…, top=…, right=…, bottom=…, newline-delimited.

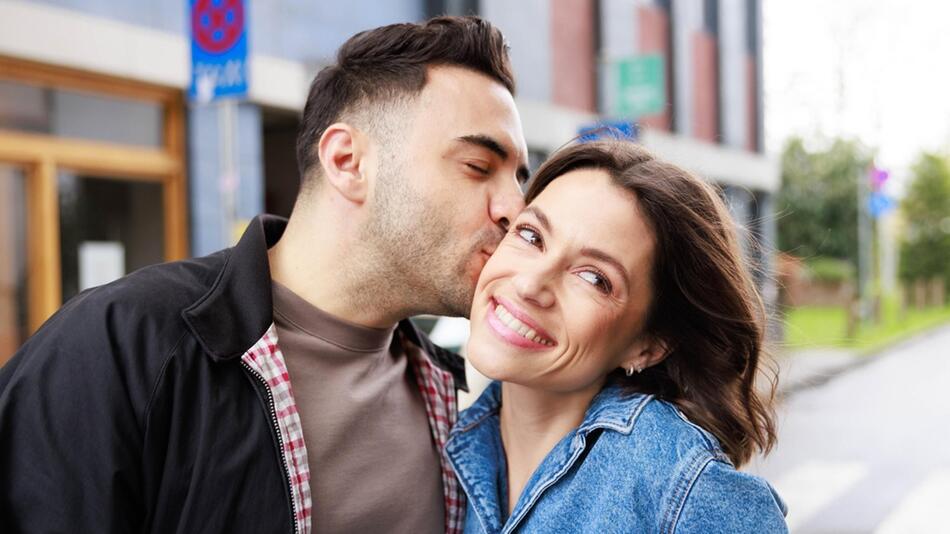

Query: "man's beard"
left=360, top=161, right=501, bottom=318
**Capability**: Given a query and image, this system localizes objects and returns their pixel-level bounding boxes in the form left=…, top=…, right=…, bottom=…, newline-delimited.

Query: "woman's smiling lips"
left=485, top=296, right=556, bottom=349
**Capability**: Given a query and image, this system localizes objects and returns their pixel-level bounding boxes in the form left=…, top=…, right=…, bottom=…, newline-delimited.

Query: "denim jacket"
left=445, top=381, right=788, bottom=534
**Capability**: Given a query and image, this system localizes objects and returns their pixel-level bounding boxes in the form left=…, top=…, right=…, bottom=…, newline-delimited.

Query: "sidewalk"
left=772, top=347, right=862, bottom=396
left=773, top=323, right=950, bottom=397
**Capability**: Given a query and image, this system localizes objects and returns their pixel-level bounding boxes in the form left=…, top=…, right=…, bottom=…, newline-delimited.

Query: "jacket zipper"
left=241, top=360, right=300, bottom=534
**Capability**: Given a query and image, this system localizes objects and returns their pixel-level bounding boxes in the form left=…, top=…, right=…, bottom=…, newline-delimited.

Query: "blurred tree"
left=899, top=152, right=950, bottom=290
left=776, top=137, right=873, bottom=269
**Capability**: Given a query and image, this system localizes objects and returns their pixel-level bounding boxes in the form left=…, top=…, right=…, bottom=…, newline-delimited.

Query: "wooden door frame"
left=0, top=56, right=188, bottom=334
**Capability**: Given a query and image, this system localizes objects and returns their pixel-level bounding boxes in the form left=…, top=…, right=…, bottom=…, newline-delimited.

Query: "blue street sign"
left=577, top=120, right=639, bottom=143
left=869, top=191, right=896, bottom=219
left=189, top=0, right=248, bottom=102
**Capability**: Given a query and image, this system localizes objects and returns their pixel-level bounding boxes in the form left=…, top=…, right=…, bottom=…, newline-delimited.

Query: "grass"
left=782, top=299, right=950, bottom=354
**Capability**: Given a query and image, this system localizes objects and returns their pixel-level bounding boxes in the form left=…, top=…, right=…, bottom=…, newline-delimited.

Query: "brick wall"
left=637, top=4, right=672, bottom=131
left=551, top=0, right=596, bottom=112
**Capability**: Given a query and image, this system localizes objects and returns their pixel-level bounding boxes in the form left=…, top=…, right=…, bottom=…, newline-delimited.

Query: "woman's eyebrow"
left=580, top=247, right=629, bottom=281
left=523, top=206, right=552, bottom=235
left=524, top=205, right=628, bottom=281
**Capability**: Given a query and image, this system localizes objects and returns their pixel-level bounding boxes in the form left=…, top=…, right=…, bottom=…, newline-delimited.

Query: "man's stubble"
left=358, top=147, right=498, bottom=319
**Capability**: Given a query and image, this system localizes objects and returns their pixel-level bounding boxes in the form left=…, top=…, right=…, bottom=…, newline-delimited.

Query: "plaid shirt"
left=241, top=324, right=464, bottom=534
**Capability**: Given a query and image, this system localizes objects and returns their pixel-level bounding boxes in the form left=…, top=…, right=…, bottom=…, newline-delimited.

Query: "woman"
left=446, top=140, right=788, bottom=533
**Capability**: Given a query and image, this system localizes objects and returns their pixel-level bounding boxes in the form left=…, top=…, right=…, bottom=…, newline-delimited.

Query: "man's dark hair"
left=295, top=16, right=515, bottom=187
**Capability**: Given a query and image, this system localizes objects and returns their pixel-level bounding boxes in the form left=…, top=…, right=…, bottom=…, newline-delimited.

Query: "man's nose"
left=489, top=178, right=526, bottom=232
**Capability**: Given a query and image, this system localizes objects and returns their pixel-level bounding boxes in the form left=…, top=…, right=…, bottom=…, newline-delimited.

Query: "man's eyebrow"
left=581, top=247, right=630, bottom=282
left=457, top=134, right=509, bottom=159
left=457, top=134, right=531, bottom=184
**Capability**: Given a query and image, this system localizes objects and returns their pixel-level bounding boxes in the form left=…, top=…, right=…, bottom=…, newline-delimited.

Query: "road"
left=746, top=325, right=950, bottom=533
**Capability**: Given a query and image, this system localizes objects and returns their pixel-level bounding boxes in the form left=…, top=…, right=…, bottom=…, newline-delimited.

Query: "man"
left=0, top=16, right=528, bottom=534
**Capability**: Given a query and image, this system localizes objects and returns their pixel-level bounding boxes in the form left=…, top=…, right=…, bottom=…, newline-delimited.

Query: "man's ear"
left=317, top=122, right=368, bottom=203
left=619, top=335, right=671, bottom=374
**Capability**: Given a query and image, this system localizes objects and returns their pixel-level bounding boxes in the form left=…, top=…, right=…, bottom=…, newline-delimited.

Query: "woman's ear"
left=317, top=122, right=368, bottom=203
left=619, top=335, right=671, bottom=374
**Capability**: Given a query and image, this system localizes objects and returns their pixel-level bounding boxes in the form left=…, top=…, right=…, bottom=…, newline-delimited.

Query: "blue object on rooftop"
left=577, top=120, right=639, bottom=143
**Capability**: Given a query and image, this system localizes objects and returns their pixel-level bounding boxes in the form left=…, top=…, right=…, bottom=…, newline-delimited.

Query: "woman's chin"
left=466, top=338, right=517, bottom=382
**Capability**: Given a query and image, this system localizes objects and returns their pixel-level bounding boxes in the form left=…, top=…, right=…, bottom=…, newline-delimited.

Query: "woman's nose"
left=513, top=269, right=555, bottom=309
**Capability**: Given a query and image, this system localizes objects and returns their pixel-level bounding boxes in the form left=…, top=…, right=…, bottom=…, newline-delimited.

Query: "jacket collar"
left=183, top=214, right=284, bottom=362
left=182, top=215, right=468, bottom=390
left=576, top=382, right=653, bottom=435
left=454, top=380, right=652, bottom=436
left=400, top=320, right=468, bottom=392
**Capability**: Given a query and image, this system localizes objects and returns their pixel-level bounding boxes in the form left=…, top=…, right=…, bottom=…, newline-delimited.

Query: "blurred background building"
left=0, top=0, right=775, bottom=363
left=4, top=2, right=949, bottom=530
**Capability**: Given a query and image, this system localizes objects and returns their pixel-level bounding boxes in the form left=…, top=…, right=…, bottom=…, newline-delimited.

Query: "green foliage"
left=776, top=137, right=874, bottom=266
left=784, top=302, right=950, bottom=352
left=899, top=152, right=950, bottom=287
left=805, top=257, right=855, bottom=284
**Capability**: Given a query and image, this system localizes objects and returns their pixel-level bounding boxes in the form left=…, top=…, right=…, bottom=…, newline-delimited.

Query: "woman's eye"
left=516, top=226, right=543, bottom=248
left=578, top=270, right=612, bottom=294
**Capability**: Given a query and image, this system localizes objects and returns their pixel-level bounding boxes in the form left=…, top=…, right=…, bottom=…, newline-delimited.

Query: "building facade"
left=0, top=0, right=777, bottom=364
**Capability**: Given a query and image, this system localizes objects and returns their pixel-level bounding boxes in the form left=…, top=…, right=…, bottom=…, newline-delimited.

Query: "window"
left=0, top=164, right=29, bottom=360
left=0, top=57, right=187, bottom=354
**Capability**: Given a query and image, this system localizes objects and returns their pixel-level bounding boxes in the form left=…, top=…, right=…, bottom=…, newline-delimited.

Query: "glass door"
left=0, top=56, right=188, bottom=357
left=57, top=171, right=166, bottom=302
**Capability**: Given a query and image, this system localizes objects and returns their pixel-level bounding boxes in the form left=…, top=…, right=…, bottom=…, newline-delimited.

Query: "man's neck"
left=268, top=208, right=404, bottom=329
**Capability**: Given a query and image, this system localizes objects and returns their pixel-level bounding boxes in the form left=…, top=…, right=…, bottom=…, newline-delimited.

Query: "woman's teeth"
left=493, top=303, right=554, bottom=346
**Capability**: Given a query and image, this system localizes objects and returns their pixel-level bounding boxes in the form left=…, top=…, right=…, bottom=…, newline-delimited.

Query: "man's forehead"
left=415, top=66, right=528, bottom=162
left=428, top=102, right=527, bottom=160
left=420, top=67, right=520, bottom=123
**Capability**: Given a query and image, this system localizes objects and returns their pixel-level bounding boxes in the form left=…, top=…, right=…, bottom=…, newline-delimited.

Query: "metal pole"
left=219, top=98, right=239, bottom=246
left=857, top=166, right=872, bottom=321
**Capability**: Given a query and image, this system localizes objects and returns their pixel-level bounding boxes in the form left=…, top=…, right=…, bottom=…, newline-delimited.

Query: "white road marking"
left=772, top=460, right=869, bottom=531
left=875, top=470, right=950, bottom=534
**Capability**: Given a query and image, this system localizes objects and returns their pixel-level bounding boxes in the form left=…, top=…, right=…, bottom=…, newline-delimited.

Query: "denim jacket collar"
left=447, top=381, right=789, bottom=534
left=447, top=381, right=654, bottom=534
left=452, top=380, right=653, bottom=440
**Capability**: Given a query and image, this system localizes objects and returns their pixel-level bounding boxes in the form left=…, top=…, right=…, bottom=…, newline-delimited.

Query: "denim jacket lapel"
left=446, top=383, right=506, bottom=533
left=448, top=382, right=654, bottom=533
left=504, top=385, right=652, bottom=532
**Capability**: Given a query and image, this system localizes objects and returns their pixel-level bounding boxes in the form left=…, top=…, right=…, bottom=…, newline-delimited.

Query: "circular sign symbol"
left=192, top=0, right=244, bottom=54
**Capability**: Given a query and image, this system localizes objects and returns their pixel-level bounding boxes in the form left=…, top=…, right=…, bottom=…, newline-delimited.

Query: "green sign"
left=615, top=55, right=665, bottom=118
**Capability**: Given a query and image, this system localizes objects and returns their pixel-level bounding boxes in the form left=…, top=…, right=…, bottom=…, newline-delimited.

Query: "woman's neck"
left=498, top=380, right=603, bottom=516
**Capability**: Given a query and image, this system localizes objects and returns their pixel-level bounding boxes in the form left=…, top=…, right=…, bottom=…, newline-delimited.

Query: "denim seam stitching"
left=453, top=407, right=500, bottom=434
left=664, top=452, right=715, bottom=534
left=577, top=394, right=653, bottom=435
left=445, top=446, right=494, bottom=534
left=503, top=433, right=587, bottom=534
left=663, top=401, right=719, bottom=451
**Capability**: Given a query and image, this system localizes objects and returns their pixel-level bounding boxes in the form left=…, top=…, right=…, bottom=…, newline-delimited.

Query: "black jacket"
left=0, top=215, right=466, bottom=533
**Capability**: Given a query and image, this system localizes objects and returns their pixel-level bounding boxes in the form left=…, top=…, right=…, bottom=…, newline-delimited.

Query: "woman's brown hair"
left=526, top=140, right=777, bottom=467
